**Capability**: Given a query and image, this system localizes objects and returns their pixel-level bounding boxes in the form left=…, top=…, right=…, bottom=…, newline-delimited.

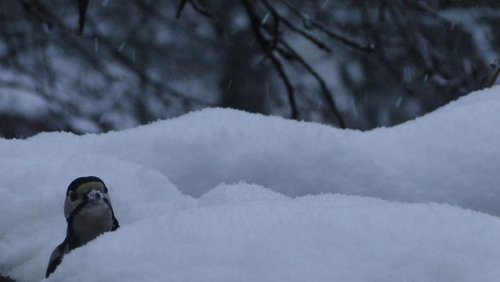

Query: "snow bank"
left=1, top=86, right=500, bottom=213
left=0, top=86, right=499, bottom=281
left=49, top=186, right=500, bottom=282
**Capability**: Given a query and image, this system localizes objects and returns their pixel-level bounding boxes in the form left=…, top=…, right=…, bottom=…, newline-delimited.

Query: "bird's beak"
left=87, top=190, right=103, bottom=202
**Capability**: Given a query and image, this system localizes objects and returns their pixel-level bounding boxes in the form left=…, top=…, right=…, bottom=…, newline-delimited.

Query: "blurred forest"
left=0, top=0, right=499, bottom=138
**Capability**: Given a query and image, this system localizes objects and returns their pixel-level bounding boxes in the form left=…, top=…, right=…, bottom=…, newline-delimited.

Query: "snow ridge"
left=0, top=86, right=499, bottom=281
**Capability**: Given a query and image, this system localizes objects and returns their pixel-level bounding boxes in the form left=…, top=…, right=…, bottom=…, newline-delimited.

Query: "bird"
left=45, top=176, right=119, bottom=278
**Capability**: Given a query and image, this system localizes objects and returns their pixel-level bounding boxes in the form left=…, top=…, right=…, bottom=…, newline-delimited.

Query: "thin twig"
left=261, top=0, right=332, bottom=53
left=17, top=0, right=53, bottom=29
left=176, top=0, right=189, bottom=18
left=276, top=0, right=374, bottom=52
left=277, top=40, right=346, bottom=128
left=358, top=1, right=416, bottom=96
left=176, top=0, right=212, bottom=19
left=406, top=0, right=455, bottom=28
left=190, top=0, right=213, bottom=18
left=240, top=0, right=299, bottom=119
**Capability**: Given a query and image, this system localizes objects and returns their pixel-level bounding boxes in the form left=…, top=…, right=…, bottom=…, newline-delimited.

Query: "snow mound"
left=49, top=187, right=500, bottom=282
left=198, top=182, right=288, bottom=207
left=1, top=87, right=500, bottom=215
left=0, top=86, right=499, bottom=281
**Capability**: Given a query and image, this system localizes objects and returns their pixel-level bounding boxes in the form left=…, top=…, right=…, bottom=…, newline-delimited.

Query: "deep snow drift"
left=0, top=86, right=499, bottom=281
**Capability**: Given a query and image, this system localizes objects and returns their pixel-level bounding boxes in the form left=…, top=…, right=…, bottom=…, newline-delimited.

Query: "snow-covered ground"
left=1, top=86, right=500, bottom=281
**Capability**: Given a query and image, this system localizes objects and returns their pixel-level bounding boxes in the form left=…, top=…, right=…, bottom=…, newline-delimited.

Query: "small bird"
left=46, top=176, right=119, bottom=278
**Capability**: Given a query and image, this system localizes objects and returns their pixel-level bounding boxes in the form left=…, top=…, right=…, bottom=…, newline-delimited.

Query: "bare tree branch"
left=77, top=0, right=89, bottom=34
left=176, top=0, right=212, bottom=19
left=276, top=40, right=346, bottom=128
left=176, top=0, right=189, bottom=18
left=355, top=0, right=426, bottom=105
left=239, top=0, right=349, bottom=127
left=17, top=0, right=53, bottom=29
left=240, top=0, right=299, bottom=120
left=190, top=0, right=213, bottom=18
left=276, top=0, right=375, bottom=52
left=260, top=0, right=332, bottom=53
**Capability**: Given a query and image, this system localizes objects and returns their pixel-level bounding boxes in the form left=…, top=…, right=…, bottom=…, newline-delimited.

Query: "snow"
left=1, top=86, right=500, bottom=281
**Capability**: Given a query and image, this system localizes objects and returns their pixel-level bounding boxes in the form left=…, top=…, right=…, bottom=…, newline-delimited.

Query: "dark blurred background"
left=0, top=0, right=498, bottom=138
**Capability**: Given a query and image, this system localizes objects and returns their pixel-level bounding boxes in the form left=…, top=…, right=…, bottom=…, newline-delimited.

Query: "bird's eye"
left=69, top=191, right=78, bottom=201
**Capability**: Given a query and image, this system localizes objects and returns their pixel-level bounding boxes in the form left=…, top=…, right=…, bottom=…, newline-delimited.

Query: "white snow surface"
left=0, top=86, right=500, bottom=281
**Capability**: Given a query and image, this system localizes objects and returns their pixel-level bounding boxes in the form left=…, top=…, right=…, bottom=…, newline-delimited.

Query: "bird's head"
left=64, top=176, right=111, bottom=219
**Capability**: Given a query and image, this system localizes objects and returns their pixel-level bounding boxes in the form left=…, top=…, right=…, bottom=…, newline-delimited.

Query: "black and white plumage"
left=46, top=176, right=119, bottom=278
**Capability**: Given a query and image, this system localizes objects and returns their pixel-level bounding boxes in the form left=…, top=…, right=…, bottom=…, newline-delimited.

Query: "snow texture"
left=0, top=86, right=500, bottom=281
